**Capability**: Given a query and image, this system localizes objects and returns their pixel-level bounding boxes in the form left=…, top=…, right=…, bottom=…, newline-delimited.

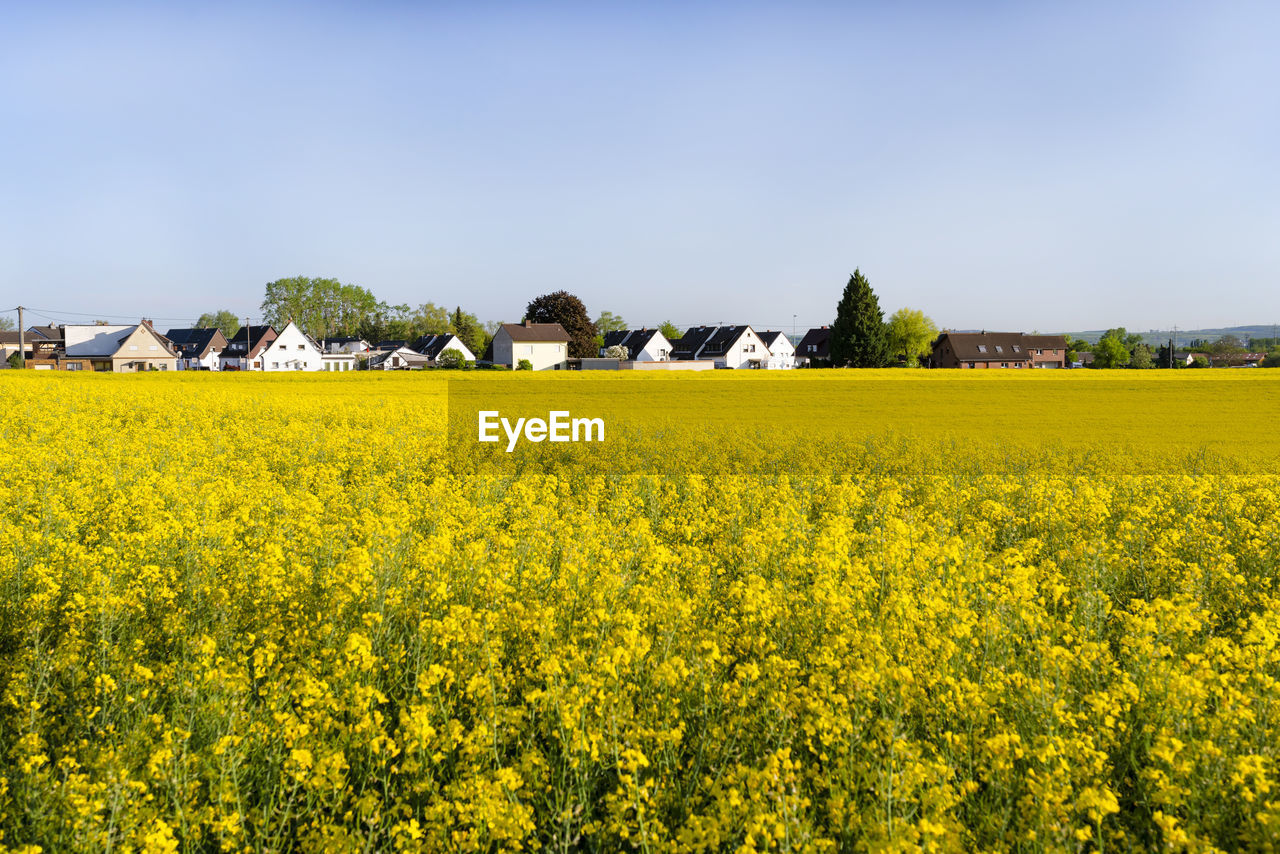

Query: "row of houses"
left=2, top=317, right=1078, bottom=372
left=0, top=320, right=477, bottom=372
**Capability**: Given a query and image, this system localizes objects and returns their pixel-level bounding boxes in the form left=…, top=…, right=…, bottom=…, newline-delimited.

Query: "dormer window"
left=995, top=345, right=1003, bottom=353
left=977, top=345, right=987, bottom=353
left=1012, top=345, right=1020, bottom=353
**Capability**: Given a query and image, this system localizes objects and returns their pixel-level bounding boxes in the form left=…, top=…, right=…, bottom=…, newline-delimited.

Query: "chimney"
left=525, top=319, right=532, bottom=327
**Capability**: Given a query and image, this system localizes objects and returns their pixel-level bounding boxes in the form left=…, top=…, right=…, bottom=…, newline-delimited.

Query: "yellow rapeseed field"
left=1, top=370, right=1278, bottom=852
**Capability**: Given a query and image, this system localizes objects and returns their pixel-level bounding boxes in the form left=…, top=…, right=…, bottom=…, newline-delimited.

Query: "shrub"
left=437, top=349, right=468, bottom=370
left=517, top=359, right=533, bottom=371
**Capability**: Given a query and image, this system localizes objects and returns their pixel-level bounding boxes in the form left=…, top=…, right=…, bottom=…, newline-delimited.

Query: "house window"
left=1001, top=362, right=1009, bottom=368
left=977, top=345, right=987, bottom=353
left=967, top=362, right=975, bottom=368
left=1036, top=349, right=1043, bottom=355
left=1012, top=345, right=1020, bottom=353
left=67, top=362, right=81, bottom=371
left=279, top=344, right=286, bottom=350
left=253, top=361, right=261, bottom=367
left=995, top=345, right=1003, bottom=353
left=129, top=345, right=138, bottom=351
left=298, top=344, right=304, bottom=350
left=521, top=344, right=533, bottom=355
left=149, top=344, right=158, bottom=351
left=272, top=361, right=279, bottom=368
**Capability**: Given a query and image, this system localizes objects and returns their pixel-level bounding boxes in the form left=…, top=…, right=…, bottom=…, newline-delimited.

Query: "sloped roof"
left=27, top=325, right=63, bottom=341
left=501, top=322, right=568, bottom=342
left=601, top=328, right=664, bottom=355
left=414, top=333, right=469, bottom=359
left=795, top=327, right=831, bottom=359
left=220, top=325, right=275, bottom=357
left=935, top=332, right=1034, bottom=362
left=165, top=327, right=227, bottom=359
left=1023, top=334, right=1069, bottom=349
left=671, top=326, right=716, bottom=359
left=757, top=330, right=791, bottom=352
left=698, top=325, right=752, bottom=357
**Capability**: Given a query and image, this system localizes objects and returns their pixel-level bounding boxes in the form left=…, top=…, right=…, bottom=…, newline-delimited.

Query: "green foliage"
left=517, top=358, right=533, bottom=371
left=1129, top=344, right=1154, bottom=369
left=1189, top=355, right=1210, bottom=369
left=525, top=291, right=597, bottom=358
left=1210, top=335, right=1247, bottom=357
left=829, top=269, right=888, bottom=368
left=1260, top=351, right=1280, bottom=368
left=6, top=352, right=20, bottom=369
left=884, top=308, right=938, bottom=367
left=595, top=311, right=627, bottom=334
left=1093, top=336, right=1130, bottom=369
left=436, top=348, right=468, bottom=370
left=195, top=310, right=241, bottom=339
left=0, top=316, right=14, bottom=331
left=451, top=307, right=488, bottom=358
left=658, top=321, right=682, bottom=342
left=262, top=276, right=381, bottom=340
left=603, top=344, right=629, bottom=359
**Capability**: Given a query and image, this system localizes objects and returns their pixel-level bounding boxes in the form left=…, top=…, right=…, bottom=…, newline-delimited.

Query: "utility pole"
left=16, top=306, right=25, bottom=369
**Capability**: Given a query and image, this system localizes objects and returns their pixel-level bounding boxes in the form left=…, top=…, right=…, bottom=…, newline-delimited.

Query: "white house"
left=599, top=328, right=673, bottom=362
left=368, top=346, right=430, bottom=370
left=321, top=337, right=371, bottom=354
left=670, top=325, right=770, bottom=369
left=260, top=321, right=325, bottom=371
left=490, top=322, right=569, bottom=370
left=756, top=331, right=797, bottom=369
left=414, top=333, right=476, bottom=365
left=321, top=352, right=357, bottom=372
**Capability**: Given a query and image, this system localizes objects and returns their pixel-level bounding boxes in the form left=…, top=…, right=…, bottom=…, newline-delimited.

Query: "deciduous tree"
left=885, top=308, right=938, bottom=367
left=525, top=290, right=597, bottom=358
left=195, top=310, right=241, bottom=338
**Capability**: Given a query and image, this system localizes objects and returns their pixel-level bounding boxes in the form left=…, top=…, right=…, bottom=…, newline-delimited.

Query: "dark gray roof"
left=795, top=327, right=831, bottom=359
left=501, top=322, right=568, bottom=342
left=27, top=325, right=62, bottom=341
left=757, top=330, right=789, bottom=350
left=164, top=328, right=226, bottom=359
left=671, top=326, right=716, bottom=359
left=414, top=333, right=467, bottom=359
left=600, top=328, right=663, bottom=355
left=698, top=325, right=752, bottom=357
left=221, top=325, right=275, bottom=356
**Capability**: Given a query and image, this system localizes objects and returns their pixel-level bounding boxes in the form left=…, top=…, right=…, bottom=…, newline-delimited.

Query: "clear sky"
left=3, top=0, right=1277, bottom=333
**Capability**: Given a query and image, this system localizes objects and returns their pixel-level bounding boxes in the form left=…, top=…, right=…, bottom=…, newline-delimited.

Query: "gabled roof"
left=795, top=327, right=831, bottom=358
left=164, top=327, right=227, bottom=359
left=698, top=325, right=753, bottom=357
left=757, top=330, right=791, bottom=351
left=501, top=322, right=568, bottom=343
left=601, top=328, right=665, bottom=355
left=220, top=325, right=276, bottom=357
left=934, top=332, right=1035, bottom=362
left=1022, top=334, right=1069, bottom=349
left=671, top=326, right=717, bottom=359
left=413, top=333, right=467, bottom=359
left=27, top=326, right=62, bottom=341
left=0, top=331, right=22, bottom=345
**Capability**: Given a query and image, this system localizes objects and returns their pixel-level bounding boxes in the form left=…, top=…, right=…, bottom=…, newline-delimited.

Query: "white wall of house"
left=493, top=330, right=568, bottom=370
left=429, top=335, right=476, bottom=364
left=763, top=335, right=796, bottom=369
left=719, top=328, right=770, bottom=369
left=322, top=353, right=356, bottom=371
left=634, top=332, right=672, bottom=362
left=261, top=322, right=324, bottom=371
left=180, top=350, right=222, bottom=370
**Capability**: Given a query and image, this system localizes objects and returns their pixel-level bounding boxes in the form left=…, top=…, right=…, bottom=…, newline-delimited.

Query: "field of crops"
left=2, top=371, right=1278, bottom=852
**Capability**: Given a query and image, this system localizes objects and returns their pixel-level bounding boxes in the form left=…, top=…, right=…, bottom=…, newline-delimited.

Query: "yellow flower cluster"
left=0, top=371, right=1278, bottom=852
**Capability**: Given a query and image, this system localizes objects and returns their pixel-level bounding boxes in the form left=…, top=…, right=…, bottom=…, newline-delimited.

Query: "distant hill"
left=1059, top=325, right=1279, bottom=347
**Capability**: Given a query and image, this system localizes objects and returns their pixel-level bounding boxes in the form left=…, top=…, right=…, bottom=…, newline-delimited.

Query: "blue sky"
left=2, top=1, right=1277, bottom=333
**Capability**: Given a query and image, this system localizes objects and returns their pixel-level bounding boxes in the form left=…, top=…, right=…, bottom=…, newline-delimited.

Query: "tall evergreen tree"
left=829, top=269, right=888, bottom=367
